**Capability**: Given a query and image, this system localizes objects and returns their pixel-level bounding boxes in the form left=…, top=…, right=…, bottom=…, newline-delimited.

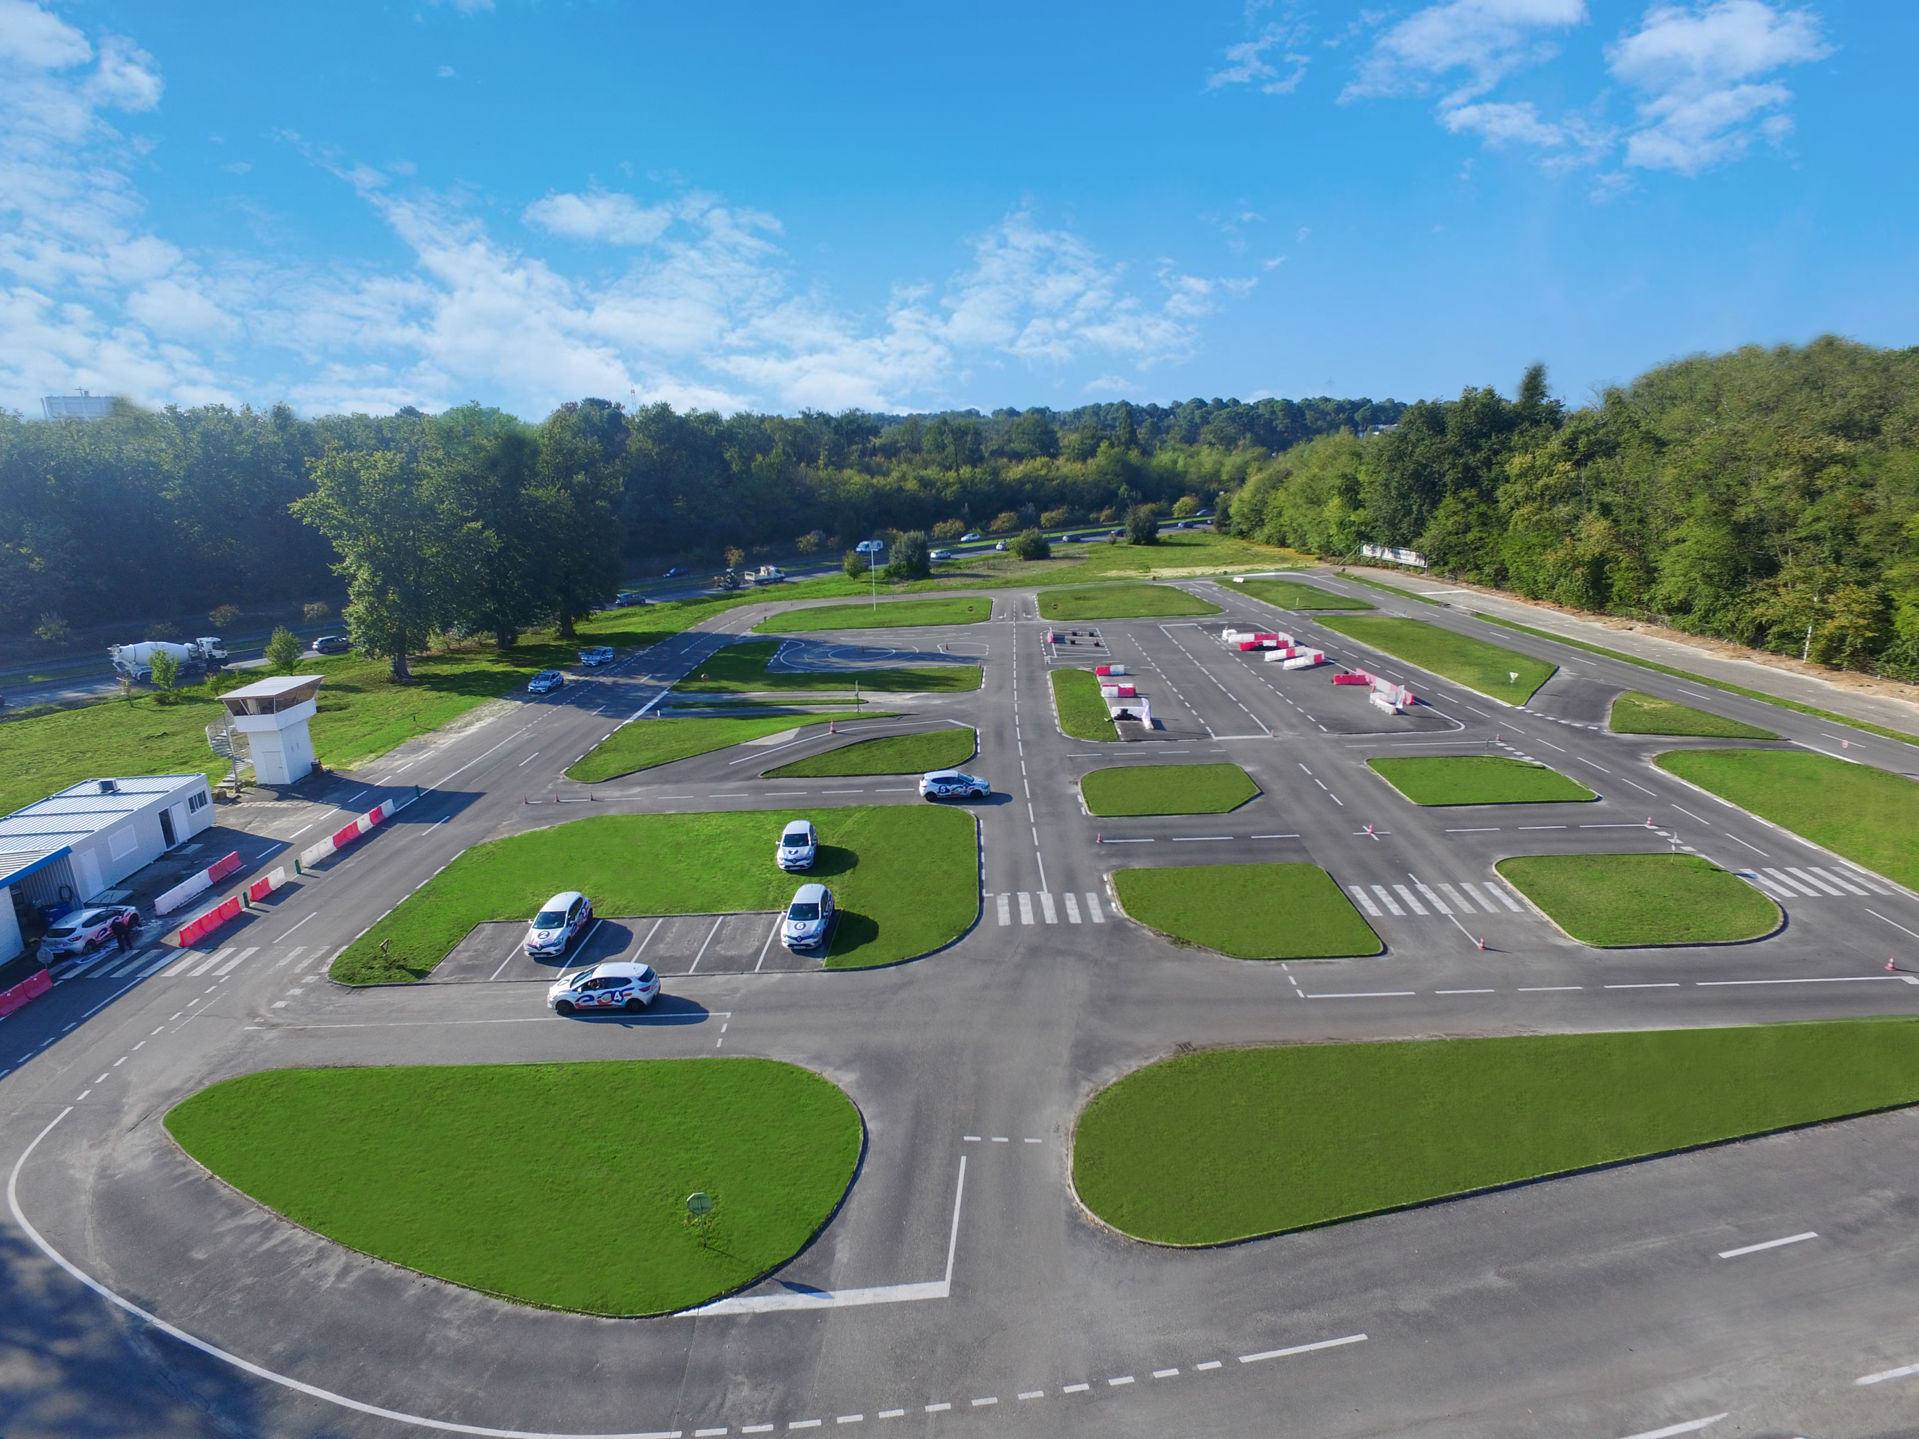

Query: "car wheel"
left=555, top=1000, right=575, bottom=1016
left=624, top=997, right=645, bottom=1013
left=84, top=936, right=100, bottom=953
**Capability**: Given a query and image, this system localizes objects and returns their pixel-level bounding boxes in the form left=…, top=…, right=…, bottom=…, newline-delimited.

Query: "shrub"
left=989, top=510, right=1022, bottom=534
left=1010, top=528, right=1052, bottom=561
left=149, top=646, right=181, bottom=696
left=1040, top=507, right=1074, bottom=529
left=1172, top=494, right=1202, bottom=518
left=1126, top=505, right=1161, bottom=545
left=303, top=601, right=332, bottom=625
left=843, top=550, right=869, bottom=579
left=932, top=519, right=966, bottom=541
left=265, top=625, right=303, bottom=672
left=33, top=612, right=69, bottom=644
left=208, top=604, right=241, bottom=630
left=795, top=530, right=825, bottom=554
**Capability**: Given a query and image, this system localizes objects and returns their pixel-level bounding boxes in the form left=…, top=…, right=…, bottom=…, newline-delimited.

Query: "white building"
left=218, top=674, right=324, bottom=785
left=41, top=391, right=115, bottom=421
left=0, top=775, right=215, bottom=962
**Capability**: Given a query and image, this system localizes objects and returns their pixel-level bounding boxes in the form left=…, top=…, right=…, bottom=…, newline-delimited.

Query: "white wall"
left=0, top=888, right=21, bottom=964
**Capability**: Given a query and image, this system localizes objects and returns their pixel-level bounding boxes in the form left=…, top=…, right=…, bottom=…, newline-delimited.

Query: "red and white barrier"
left=1332, top=671, right=1373, bottom=686
left=1277, top=650, right=1326, bottom=670
left=154, top=849, right=244, bottom=916
left=1093, top=663, right=1127, bottom=677
left=1099, top=683, right=1138, bottom=699
left=246, top=866, right=290, bottom=904
left=0, top=966, right=52, bottom=1018
left=174, top=894, right=243, bottom=948
left=299, top=795, right=411, bottom=871
left=1370, top=690, right=1401, bottom=714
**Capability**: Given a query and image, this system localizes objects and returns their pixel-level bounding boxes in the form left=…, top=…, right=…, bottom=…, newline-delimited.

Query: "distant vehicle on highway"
left=663, top=566, right=686, bottom=578
left=39, top=905, right=140, bottom=962
left=920, top=769, right=990, bottom=801
left=608, top=591, right=648, bottom=608
left=960, top=531, right=983, bottom=542
left=108, top=637, right=225, bottom=681
left=994, top=540, right=1007, bottom=552
left=782, top=882, right=835, bottom=951
left=525, top=891, right=593, bottom=957
left=527, top=669, right=565, bottom=694
left=578, top=646, right=615, bottom=667
left=310, top=634, right=351, bottom=654
left=748, top=565, right=787, bottom=584
left=929, top=548, right=955, bottom=562
left=547, top=960, right=659, bottom=1014
left=777, top=819, right=819, bottom=871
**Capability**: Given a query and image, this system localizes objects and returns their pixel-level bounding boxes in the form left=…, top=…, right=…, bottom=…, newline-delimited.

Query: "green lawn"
left=567, top=714, right=823, bottom=782
left=1318, top=616, right=1557, bottom=702
left=1497, top=853, right=1778, bottom=946
left=753, top=598, right=993, bottom=633
left=1038, top=583, right=1222, bottom=622
left=165, top=1059, right=861, bottom=1316
left=764, top=727, right=976, bottom=778
left=332, top=805, right=978, bottom=982
left=677, top=639, right=981, bottom=695
left=1081, top=763, right=1260, bottom=816
left=1369, top=755, right=1595, bottom=805
left=1230, top=577, right=1373, bottom=611
left=1112, top=863, right=1381, bottom=959
left=1655, top=748, right=1919, bottom=889
left=1052, top=668, right=1119, bottom=741
left=1071, top=1021, right=1919, bottom=1245
left=1610, top=691, right=1778, bottom=740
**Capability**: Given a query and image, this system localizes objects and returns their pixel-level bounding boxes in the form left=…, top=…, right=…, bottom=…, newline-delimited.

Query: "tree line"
left=1224, top=337, right=1919, bottom=679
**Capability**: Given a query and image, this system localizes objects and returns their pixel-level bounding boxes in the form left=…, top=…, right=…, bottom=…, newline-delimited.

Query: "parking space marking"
left=687, top=916, right=726, bottom=973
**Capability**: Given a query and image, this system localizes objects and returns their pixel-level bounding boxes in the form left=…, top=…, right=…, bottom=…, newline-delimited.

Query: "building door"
left=159, top=808, right=176, bottom=847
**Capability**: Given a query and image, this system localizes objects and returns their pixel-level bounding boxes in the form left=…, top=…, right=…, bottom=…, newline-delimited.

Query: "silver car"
left=782, top=883, right=835, bottom=952
left=919, top=769, right=990, bottom=801
left=39, top=905, right=139, bottom=961
left=777, top=820, right=818, bottom=871
left=525, top=891, right=593, bottom=956
left=547, top=960, right=660, bottom=1015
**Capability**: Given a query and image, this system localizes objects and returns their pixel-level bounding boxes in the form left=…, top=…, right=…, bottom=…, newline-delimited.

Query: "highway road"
left=3, top=572, right=1919, bottom=1438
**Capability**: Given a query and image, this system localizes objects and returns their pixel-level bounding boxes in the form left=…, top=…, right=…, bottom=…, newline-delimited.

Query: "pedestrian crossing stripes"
left=59, top=944, right=280, bottom=982
left=1740, top=864, right=1893, bottom=902
left=1347, top=879, right=1522, bottom=920
left=992, top=892, right=1106, bottom=926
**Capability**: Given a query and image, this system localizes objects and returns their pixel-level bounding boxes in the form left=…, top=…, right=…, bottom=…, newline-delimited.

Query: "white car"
left=525, top=891, right=594, bottom=956
left=919, top=769, right=990, bottom=801
left=929, top=548, right=955, bottom=562
left=39, top=905, right=140, bottom=962
left=960, top=531, right=983, bottom=542
left=547, top=960, right=660, bottom=1015
left=782, top=883, right=836, bottom=952
left=578, top=645, right=615, bottom=666
left=777, top=819, right=819, bottom=871
left=527, top=669, right=565, bottom=694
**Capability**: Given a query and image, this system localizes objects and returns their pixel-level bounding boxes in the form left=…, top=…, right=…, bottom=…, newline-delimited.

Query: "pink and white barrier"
left=0, top=967, right=52, bottom=1018
left=174, top=894, right=243, bottom=948
left=1099, top=683, right=1138, bottom=698
left=1332, top=671, right=1373, bottom=686
left=246, top=866, right=290, bottom=904
left=154, top=849, right=244, bottom=916
left=1093, top=663, right=1127, bottom=677
left=299, top=795, right=411, bottom=870
left=1277, top=651, right=1326, bottom=670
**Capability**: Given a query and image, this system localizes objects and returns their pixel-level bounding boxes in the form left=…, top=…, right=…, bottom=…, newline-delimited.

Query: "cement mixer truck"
left=108, top=637, right=227, bottom=682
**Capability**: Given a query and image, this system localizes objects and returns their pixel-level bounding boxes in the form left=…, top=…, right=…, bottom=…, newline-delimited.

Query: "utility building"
left=218, top=674, right=325, bottom=785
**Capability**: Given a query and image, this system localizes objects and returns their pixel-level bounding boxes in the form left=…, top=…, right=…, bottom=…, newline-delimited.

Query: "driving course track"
left=4, top=579, right=1919, bottom=1438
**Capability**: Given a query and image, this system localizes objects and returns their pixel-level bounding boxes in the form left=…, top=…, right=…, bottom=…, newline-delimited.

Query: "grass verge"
left=1498, top=852, right=1778, bottom=945
left=678, top=639, right=981, bottom=694
left=1071, top=1021, right=1919, bottom=1245
left=1037, top=583, right=1222, bottom=622
left=1229, top=578, right=1374, bottom=611
left=1655, top=748, right=1919, bottom=889
left=1052, top=668, right=1119, bottom=741
left=1319, top=616, right=1557, bottom=703
left=1474, top=612, right=1919, bottom=747
left=166, top=1059, right=860, bottom=1316
left=1610, top=690, right=1778, bottom=740
left=1369, top=755, right=1595, bottom=805
left=1082, top=763, right=1259, bottom=816
left=567, top=714, right=822, bottom=782
left=333, top=805, right=978, bottom=982
left=765, top=728, right=975, bottom=778
left=753, top=598, right=993, bottom=633
left=1112, top=862, right=1380, bottom=958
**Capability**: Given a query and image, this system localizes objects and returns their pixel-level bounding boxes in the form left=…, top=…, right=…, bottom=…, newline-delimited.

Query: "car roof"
left=782, top=819, right=814, bottom=832
left=538, top=890, right=584, bottom=910
left=791, top=881, right=828, bottom=901
left=587, top=960, right=653, bottom=978
left=923, top=769, right=963, bottom=780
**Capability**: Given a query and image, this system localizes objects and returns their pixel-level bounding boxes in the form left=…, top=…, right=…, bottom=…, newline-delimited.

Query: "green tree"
left=1126, top=504, right=1160, bottom=545
left=149, top=646, right=180, bottom=695
left=885, top=530, right=931, bottom=580
left=843, top=549, right=868, bottom=579
left=1010, top=528, right=1051, bottom=560
left=264, top=625, right=303, bottom=672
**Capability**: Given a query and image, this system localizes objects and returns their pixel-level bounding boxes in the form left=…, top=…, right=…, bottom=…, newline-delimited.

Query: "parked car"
left=528, top=669, right=565, bottom=694
left=38, top=905, right=140, bottom=962
left=310, top=634, right=351, bottom=655
left=578, top=646, right=615, bottom=667
left=776, top=819, right=819, bottom=871
left=960, top=531, right=983, bottom=542
left=929, top=548, right=955, bottom=562
left=547, top=960, right=659, bottom=1014
left=524, top=891, right=593, bottom=957
left=782, top=882, right=836, bottom=951
left=919, top=769, right=991, bottom=801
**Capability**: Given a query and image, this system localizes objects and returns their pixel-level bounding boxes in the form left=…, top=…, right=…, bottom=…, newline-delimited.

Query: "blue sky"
left=0, top=0, right=1910, bottom=419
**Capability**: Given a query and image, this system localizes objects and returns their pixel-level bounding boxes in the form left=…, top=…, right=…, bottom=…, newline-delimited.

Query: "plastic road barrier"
left=0, top=966, right=52, bottom=1018
left=1099, top=684, right=1139, bottom=699
left=154, top=850, right=243, bottom=916
left=246, top=866, right=290, bottom=904
left=1093, top=664, right=1127, bottom=677
left=1370, top=690, right=1402, bottom=714
left=174, top=894, right=243, bottom=947
left=1332, top=671, right=1373, bottom=686
left=1278, top=651, right=1326, bottom=670
left=298, top=795, right=412, bottom=871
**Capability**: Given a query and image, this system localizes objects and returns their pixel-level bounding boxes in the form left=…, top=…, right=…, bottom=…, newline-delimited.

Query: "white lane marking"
left=1063, top=892, right=1082, bottom=924
left=1518, top=985, right=1582, bottom=992
left=516, top=751, right=540, bottom=767
left=1411, top=880, right=1451, bottom=914
left=923, top=1403, right=950, bottom=1413
left=1867, top=907, right=1919, bottom=941
left=1345, top=885, right=1382, bottom=916
left=1578, top=757, right=1611, bottom=774
left=1017, top=1390, right=1044, bottom=1400
left=1762, top=867, right=1820, bottom=897
left=275, top=944, right=309, bottom=969
left=1614, top=1416, right=1727, bottom=1439
left=1807, top=864, right=1869, bottom=895
left=969, top=1397, right=997, bottom=1406
left=1391, top=884, right=1428, bottom=916
left=1084, top=891, right=1104, bottom=923
left=1196, top=1360, right=1222, bottom=1371
left=1107, top=1376, right=1134, bottom=1387
left=1487, top=880, right=1524, bottom=912
left=1062, top=1384, right=1090, bottom=1394
left=214, top=946, right=259, bottom=977
left=1672, top=804, right=1710, bottom=824
left=1436, top=988, right=1497, bottom=995
left=1369, top=885, right=1403, bottom=916
left=1039, top=892, right=1057, bottom=924
left=1306, top=991, right=1417, bottom=999
left=1858, top=1359, right=1919, bottom=1386
left=1718, top=1231, right=1817, bottom=1259
left=996, top=894, right=1012, bottom=926
left=1152, top=1368, right=1179, bottom=1379
left=1785, top=865, right=1845, bottom=896
left=1238, top=1333, right=1368, bottom=1364
left=186, top=948, right=232, bottom=978
left=1606, top=982, right=1680, bottom=989
left=1017, top=892, right=1034, bottom=925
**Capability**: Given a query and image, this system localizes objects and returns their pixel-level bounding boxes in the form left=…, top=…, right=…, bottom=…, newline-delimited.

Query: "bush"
left=1172, top=494, right=1202, bottom=518
left=1010, top=528, right=1051, bottom=561
left=1040, top=507, right=1074, bottom=529
left=149, top=647, right=181, bottom=696
left=989, top=510, right=1022, bottom=534
left=1126, top=505, right=1161, bottom=545
left=843, top=550, right=869, bottom=579
left=890, top=530, right=931, bottom=580
left=265, top=625, right=303, bottom=672
left=33, top=612, right=69, bottom=644
left=208, top=604, right=241, bottom=630
left=795, top=530, right=824, bottom=554
left=932, top=519, right=966, bottom=541
left=303, top=601, right=332, bottom=625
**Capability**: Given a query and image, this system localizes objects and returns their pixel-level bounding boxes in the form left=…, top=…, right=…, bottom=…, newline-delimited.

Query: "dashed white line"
left=1062, top=1383, right=1090, bottom=1394
left=1614, top=1416, right=1727, bottom=1439
left=1718, top=1230, right=1817, bottom=1259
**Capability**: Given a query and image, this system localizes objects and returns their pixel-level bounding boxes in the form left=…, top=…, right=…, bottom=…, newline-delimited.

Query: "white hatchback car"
left=547, top=960, right=660, bottom=1015
left=782, top=883, right=836, bottom=952
left=777, top=819, right=819, bottom=871
left=525, top=891, right=594, bottom=956
left=920, top=769, right=991, bottom=801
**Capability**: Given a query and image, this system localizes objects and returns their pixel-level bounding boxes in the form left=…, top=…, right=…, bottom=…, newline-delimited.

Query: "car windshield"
left=788, top=902, right=820, bottom=921
left=782, top=828, right=810, bottom=844
left=533, top=910, right=566, bottom=928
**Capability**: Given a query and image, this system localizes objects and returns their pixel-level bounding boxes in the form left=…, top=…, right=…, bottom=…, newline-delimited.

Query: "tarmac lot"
left=5, top=575, right=1919, bottom=1438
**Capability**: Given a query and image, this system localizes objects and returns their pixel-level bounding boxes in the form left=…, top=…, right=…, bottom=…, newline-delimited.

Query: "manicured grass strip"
left=1318, top=616, right=1556, bottom=703
left=1112, top=863, right=1380, bottom=959
left=1037, top=583, right=1222, bottom=621
left=765, top=728, right=976, bottom=778
left=678, top=639, right=981, bottom=694
left=1081, top=763, right=1259, bottom=817
left=1340, top=572, right=1447, bottom=605
left=1474, top=612, right=1919, bottom=747
left=1609, top=690, right=1777, bottom=740
left=567, top=714, right=818, bottom=782
left=1071, top=1021, right=1919, bottom=1245
left=1497, top=853, right=1777, bottom=946
left=166, top=1059, right=860, bottom=1316
left=1230, top=578, right=1373, bottom=611
left=753, top=598, right=992, bottom=633
left=1052, top=668, right=1119, bottom=741
left=1656, top=748, right=1919, bottom=890
left=333, top=805, right=977, bottom=982
left=1369, top=755, right=1594, bottom=806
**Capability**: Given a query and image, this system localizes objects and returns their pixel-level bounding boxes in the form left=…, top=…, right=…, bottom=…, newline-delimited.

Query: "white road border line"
left=1614, top=1415, right=1727, bottom=1439
left=1717, top=1231, right=1816, bottom=1259
left=1237, top=1332, right=1367, bottom=1364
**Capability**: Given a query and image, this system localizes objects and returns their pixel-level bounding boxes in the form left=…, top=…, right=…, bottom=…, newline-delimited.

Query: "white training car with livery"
left=547, top=960, right=661, bottom=1015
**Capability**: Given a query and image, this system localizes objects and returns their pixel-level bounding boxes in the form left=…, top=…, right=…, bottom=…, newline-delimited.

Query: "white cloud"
left=523, top=189, right=681, bottom=246
left=0, top=0, right=88, bottom=68
left=1208, top=23, right=1311, bottom=94
left=1609, top=1, right=1831, bottom=173
left=1345, top=0, right=1587, bottom=105
left=436, top=64, right=456, bottom=79
left=1442, top=98, right=1567, bottom=146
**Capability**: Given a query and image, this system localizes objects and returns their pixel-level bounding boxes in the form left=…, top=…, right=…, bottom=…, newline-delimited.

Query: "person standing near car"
left=113, top=910, right=135, bottom=951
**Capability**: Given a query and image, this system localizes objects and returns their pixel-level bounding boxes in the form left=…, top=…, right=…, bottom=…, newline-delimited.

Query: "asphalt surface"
left=4, top=576, right=1919, bottom=1438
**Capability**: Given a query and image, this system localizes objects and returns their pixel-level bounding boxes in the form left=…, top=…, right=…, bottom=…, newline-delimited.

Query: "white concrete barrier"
left=153, top=870, right=211, bottom=917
